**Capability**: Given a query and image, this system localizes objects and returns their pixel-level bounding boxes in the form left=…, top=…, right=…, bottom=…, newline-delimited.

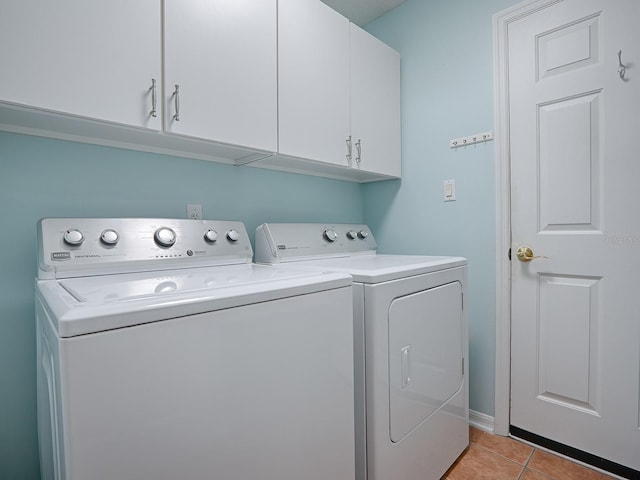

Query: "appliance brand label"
left=277, top=245, right=287, bottom=250
left=51, top=252, right=71, bottom=261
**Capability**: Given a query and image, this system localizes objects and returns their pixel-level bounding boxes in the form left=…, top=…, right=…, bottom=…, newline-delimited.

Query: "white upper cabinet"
left=164, top=0, right=277, bottom=152
left=0, top=0, right=161, bottom=130
left=276, top=0, right=401, bottom=179
left=0, top=0, right=400, bottom=181
left=278, top=0, right=351, bottom=166
left=350, top=24, right=401, bottom=178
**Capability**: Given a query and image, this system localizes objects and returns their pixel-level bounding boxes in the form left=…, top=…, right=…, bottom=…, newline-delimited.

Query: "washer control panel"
left=38, top=218, right=253, bottom=279
left=255, top=223, right=377, bottom=263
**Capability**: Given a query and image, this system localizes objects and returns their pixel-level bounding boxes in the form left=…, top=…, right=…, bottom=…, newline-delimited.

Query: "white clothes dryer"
left=255, top=223, right=469, bottom=480
left=36, top=218, right=355, bottom=480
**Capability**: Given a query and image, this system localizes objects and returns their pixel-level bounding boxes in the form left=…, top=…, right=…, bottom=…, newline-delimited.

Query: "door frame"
left=492, top=0, right=563, bottom=436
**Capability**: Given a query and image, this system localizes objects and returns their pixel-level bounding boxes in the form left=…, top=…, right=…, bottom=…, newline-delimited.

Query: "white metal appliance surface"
left=255, top=223, right=468, bottom=480
left=36, top=218, right=355, bottom=480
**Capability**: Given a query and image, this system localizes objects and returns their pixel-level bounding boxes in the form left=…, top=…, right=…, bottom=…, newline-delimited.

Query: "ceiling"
left=321, top=0, right=406, bottom=26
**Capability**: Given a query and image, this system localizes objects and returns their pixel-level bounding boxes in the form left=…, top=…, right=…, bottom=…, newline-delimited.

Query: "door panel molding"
left=536, top=273, right=601, bottom=414
left=536, top=13, right=601, bottom=81
left=537, top=90, right=602, bottom=232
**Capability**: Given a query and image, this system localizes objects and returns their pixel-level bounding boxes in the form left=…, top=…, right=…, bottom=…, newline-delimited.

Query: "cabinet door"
left=0, top=0, right=161, bottom=130
left=350, top=24, right=401, bottom=177
left=164, top=0, right=277, bottom=152
left=278, top=0, right=350, bottom=166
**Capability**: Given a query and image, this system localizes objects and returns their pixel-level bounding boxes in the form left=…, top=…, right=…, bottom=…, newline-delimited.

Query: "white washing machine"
left=255, top=223, right=469, bottom=480
left=36, top=218, right=355, bottom=480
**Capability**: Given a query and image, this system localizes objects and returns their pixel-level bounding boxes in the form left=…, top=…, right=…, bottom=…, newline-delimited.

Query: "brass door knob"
left=516, top=246, right=534, bottom=262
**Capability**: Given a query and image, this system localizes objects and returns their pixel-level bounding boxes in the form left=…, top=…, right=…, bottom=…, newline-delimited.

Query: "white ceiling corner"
left=321, top=0, right=406, bottom=26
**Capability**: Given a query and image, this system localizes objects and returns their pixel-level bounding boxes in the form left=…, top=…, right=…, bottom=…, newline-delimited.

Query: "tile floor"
left=442, top=428, right=617, bottom=480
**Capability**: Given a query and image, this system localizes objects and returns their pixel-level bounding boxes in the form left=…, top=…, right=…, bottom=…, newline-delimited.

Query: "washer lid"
left=59, top=264, right=314, bottom=303
left=281, top=254, right=467, bottom=283
left=37, top=264, right=351, bottom=337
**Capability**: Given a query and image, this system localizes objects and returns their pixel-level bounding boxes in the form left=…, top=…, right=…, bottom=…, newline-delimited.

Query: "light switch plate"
left=444, top=180, right=456, bottom=202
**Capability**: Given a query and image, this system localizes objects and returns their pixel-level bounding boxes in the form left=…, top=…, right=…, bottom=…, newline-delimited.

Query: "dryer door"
left=388, top=281, right=463, bottom=442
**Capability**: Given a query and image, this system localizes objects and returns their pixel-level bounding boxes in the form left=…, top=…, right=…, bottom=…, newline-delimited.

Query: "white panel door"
left=278, top=0, right=350, bottom=166
left=0, top=0, right=161, bottom=130
left=164, top=0, right=277, bottom=152
left=350, top=23, right=401, bottom=178
left=509, top=0, right=640, bottom=471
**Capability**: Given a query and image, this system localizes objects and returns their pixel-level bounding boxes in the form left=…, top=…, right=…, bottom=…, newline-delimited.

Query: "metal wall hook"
left=617, top=50, right=627, bottom=80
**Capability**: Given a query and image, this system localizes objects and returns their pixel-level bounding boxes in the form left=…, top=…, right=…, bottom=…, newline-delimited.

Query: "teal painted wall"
left=0, top=131, right=364, bottom=480
left=364, top=0, right=519, bottom=416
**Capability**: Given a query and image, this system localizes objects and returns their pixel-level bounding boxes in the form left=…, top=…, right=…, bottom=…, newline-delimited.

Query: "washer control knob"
left=154, top=227, right=177, bottom=247
left=204, top=229, right=218, bottom=243
left=63, top=229, right=84, bottom=246
left=324, top=229, right=338, bottom=242
left=226, top=229, right=240, bottom=242
left=100, top=229, right=119, bottom=245
left=346, top=230, right=358, bottom=240
left=358, top=230, right=369, bottom=239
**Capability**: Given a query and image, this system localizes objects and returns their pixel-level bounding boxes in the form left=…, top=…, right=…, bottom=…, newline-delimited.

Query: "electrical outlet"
left=187, top=204, right=202, bottom=220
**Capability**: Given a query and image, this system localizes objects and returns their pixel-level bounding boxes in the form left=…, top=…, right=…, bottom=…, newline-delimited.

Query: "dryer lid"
left=274, top=254, right=467, bottom=283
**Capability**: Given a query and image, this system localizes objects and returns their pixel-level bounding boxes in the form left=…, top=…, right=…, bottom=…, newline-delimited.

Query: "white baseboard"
left=469, top=409, right=495, bottom=433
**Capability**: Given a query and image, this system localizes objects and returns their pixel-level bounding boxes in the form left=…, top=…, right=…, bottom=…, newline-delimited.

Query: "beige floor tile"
left=470, top=427, right=534, bottom=465
left=444, top=444, right=524, bottom=480
left=528, top=450, right=615, bottom=480
left=521, top=469, right=554, bottom=480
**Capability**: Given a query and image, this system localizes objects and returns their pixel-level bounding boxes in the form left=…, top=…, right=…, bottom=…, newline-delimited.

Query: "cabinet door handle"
left=150, top=78, right=157, bottom=118
left=172, top=84, right=180, bottom=122
left=346, top=136, right=352, bottom=161
left=355, top=139, right=362, bottom=164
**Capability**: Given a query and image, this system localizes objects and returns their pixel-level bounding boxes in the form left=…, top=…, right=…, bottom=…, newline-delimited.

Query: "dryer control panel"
left=255, top=223, right=378, bottom=263
left=38, top=218, right=253, bottom=279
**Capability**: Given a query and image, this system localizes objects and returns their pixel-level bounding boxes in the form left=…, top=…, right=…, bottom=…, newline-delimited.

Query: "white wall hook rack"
left=450, top=131, right=493, bottom=148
